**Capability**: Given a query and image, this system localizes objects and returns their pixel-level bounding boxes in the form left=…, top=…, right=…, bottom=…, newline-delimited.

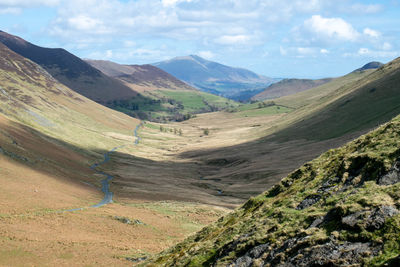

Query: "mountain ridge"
left=85, top=59, right=196, bottom=92
left=0, top=30, right=137, bottom=103
left=152, top=55, right=276, bottom=100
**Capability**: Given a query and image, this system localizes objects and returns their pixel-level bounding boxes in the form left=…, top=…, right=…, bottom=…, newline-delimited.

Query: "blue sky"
left=1, top=0, right=400, bottom=78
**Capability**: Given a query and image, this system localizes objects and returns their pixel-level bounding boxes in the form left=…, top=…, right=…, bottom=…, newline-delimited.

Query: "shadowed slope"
left=0, top=30, right=137, bottom=103
left=252, top=78, right=332, bottom=101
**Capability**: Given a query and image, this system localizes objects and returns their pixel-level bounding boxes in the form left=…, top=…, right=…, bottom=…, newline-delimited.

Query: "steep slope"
left=85, top=59, right=195, bottom=92
left=0, top=41, right=141, bottom=206
left=0, top=30, right=137, bottom=103
left=252, top=78, right=332, bottom=101
left=149, top=114, right=400, bottom=266
left=272, top=57, right=400, bottom=141
left=153, top=55, right=275, bottom=100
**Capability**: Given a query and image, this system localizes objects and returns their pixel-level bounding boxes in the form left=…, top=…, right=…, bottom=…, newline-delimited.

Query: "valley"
left=0, top=25, right=399, bottom=267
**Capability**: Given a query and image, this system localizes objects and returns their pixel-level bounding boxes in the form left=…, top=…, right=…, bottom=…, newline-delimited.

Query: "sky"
left=1, top=0, right=400, bottom=78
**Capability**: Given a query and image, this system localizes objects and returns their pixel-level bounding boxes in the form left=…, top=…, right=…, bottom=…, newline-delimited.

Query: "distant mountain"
left=85, top=59, right=196, bottom=92
left=152, top=55, right=275, bottom=101
left=354, top=61, right=384, bottom=72
left=252, top=78, right=333, bottom=101
left=0, top=30, right=137, bottom=103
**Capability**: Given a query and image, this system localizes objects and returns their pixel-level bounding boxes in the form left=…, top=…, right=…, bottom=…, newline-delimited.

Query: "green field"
left=107, top=89, right=239, bottom=122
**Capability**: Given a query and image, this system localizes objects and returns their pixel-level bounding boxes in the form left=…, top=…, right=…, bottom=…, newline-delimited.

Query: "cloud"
left=161, top=0, right=192, bottom=7
left=302, top=15, right=360, bottom=42
left=343, top=47, right=399, bottom=59
left=0, top=7, right=20, bottom=13
left=349, top=3, right=383, bottom=14
left=0, top=0, right=59, bottom=7
left=363, top=28, right=380, bottom=38
left=214, top=34, right=251, bottom=45
left=320, top=48, right=329, bottom=54
left=67, top=15, right=103, bottom=31
left=198, top=50, right=214, bottom=59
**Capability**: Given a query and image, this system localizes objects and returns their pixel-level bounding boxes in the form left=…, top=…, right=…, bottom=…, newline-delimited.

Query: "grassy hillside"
left=272, top=58, right=400, bottom=141
left=148, top=113, right=400, bottom=266
left=252, top=77, right=332, bottom=101
left=107, top=89, right=239, bottom=122
left=0, top=42, right=230, bottom=266
left=165, top=57, right=400, bottom=204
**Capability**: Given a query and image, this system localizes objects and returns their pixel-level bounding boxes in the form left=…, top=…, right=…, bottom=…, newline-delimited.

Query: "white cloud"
left=343, top=47, right=399, bottom=59
left=302, top=15, right=360, bottom=42
left=363, top=28, right=380, bottom=38
left=123, top=40, right=136, bottom=48
left=198, top=50, right=214, bottom=59
left=214, top=34, right=251, bottom=45
left=320, top=48, right=329, bottom=54
left=161, top=0, right=192, bottom=7
left=0, top=0, right=59, bottom=7
left=358, top=47, right=369, bottom=55
left=349, top=3, right=383, bottom=14
left=67, top=15, right=102, bottom=31
left=0, top=7, right=20, bottom=14
left=382, top=42, right=392, bottom=51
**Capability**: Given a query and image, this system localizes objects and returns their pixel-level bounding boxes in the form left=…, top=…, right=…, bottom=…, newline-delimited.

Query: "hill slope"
left=0, top=30, right=137, bottom=103
left=85, top=59, right=195, bottom=92
left=252, top=78, right=333, bottom=101
left=153, top=55, right=275, bottom=101
left=149, top=113, right=400, bottom=266
left=171, top=57, right=400, bottom=203
left=86, top=59, right=238, bottom=122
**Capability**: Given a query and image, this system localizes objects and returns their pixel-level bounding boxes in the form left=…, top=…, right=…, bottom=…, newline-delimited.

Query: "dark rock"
left=384, top=255, right=400, bottom=266
left=366, top=206, right=399, bottom=231
left=378, top=159, right=400, bottom=185
left=233, top=255, right=253, bottom=267
left=285, top=241, right=379, bottom=267
left=296, top=194, right=321, bottom=210
left=114, top=216, right=145, bottom=225
left=309, top=216, right=324, bottom=228
left=341, top=211, right=365, bottom=229
left=317, top=177, right=340, bottom=193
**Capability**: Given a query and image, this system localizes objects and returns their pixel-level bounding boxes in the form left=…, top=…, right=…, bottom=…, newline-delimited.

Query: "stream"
left=65, top=122, right=142, bottom=212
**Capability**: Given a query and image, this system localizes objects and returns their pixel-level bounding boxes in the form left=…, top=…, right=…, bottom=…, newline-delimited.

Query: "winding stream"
left=65, top=122, right=142, bottom=212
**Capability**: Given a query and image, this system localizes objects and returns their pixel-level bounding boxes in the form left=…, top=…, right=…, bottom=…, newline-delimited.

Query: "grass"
left=236, top=105, right=292, bottom=117
left=147, top=114, right=400, bottom=266
left=107, top=89, right=239, bottom=122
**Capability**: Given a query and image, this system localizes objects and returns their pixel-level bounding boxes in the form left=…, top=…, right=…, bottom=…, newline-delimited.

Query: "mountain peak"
left=354, top=61, right=384, bottom=72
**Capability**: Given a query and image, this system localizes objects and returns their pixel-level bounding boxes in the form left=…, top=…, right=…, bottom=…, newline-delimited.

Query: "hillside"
left=164, top=57, right=400, bottom=203
left=85, top=59, right=238, bottom=122
left=149, top=113, right=400, bottom=266
left=85, top=59, right=195, bottom=92
left=0, top=30, right=137, bottom=103
left=153, top=55, right=275, bottom=101
left=0, top=40, right=229, bottom=266
left=252, top=78, right=333, bottom=101
left=271, top=57, right=400, bottom=141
